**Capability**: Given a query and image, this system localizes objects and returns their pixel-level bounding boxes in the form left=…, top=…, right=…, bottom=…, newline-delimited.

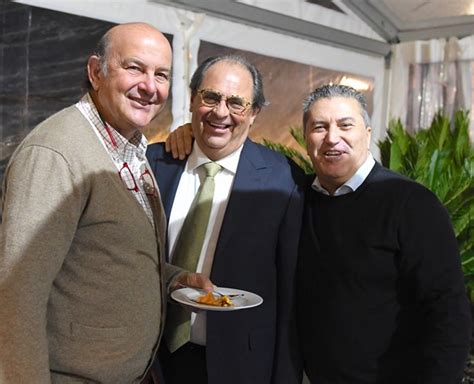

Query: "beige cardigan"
left=0, top=106, right=181, bottom=383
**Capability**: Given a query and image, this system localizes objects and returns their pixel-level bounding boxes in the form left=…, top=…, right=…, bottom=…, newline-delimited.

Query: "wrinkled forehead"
left=304, top=96, right=368, bottom=131
left=201, top=62, right=253, bottom=91
left=312, top=97, right=365, bottom=120
left=107, top=28, right=172, bottom=65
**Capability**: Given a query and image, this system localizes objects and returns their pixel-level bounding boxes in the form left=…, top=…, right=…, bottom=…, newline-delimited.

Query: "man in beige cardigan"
left=0, top=23, right=211, bottom=384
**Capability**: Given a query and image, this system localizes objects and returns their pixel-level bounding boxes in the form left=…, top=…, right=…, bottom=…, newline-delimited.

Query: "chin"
left=204, top=136, right=230, bottom=148
left=129, top=115, right=154, bottom=128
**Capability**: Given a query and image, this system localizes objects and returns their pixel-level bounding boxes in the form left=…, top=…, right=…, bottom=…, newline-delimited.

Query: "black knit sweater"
left=297, top=162, right=471, bottom=384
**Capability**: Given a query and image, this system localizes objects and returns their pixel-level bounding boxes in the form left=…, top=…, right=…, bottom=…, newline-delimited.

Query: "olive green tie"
left=165, top=162, right=222, bottom=353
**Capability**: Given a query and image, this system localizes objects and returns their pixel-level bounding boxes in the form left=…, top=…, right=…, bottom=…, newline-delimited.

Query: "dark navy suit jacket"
left=147, top=139, right=304, bottom=384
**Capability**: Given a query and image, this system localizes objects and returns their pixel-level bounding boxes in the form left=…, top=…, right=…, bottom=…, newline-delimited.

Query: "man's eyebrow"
left=122, top=57, right=141, bottom=65
left=122, top=58, right=171, bottom=72
left=156, top=66, right=171, bottom=73
left=336, top=117, right=356, bottom=123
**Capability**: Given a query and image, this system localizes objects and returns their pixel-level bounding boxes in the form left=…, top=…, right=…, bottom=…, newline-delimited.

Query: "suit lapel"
left=212, top=139, right=270, bottom=262
left=147, top=143, right=187, bottom=262
left=147, top=144, right=186, bottom=220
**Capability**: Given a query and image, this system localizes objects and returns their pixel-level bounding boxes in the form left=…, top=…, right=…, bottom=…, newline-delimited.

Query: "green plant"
left=378, top=111, right=474, bottom=298
left=262, top=126, right=313, bottom=174
left=263, top=111, right=474, bottom=299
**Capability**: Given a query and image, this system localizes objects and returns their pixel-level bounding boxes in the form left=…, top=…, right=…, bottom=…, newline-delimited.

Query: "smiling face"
left=88, top=23, right=172, bottom=139
left=304, top=96, right=371, bottom=194
left=190, top=61, right=259, bottom=160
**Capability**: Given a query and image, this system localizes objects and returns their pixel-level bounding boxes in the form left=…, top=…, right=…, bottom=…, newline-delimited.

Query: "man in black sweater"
left=297, top=84, right=471, bottom=383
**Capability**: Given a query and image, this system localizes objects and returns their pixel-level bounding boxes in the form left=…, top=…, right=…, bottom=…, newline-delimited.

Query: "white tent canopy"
left=14, top=0, right=387, bottom=155
left=13, top=0, right=474, bottom=152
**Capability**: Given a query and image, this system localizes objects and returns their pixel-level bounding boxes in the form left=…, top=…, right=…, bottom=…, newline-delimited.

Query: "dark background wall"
left=0, top=0, right=373, bottom=189
left=0, top=1, right=176, bottom=186
left=0, top=0, right=114, bottom=181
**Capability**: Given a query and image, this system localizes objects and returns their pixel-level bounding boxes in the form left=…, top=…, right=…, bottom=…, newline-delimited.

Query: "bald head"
left=105, top=23, right=171, bottom=56
left=86, top=22, right=172, bottom=138
left=84, top=23, right=171, bottom=91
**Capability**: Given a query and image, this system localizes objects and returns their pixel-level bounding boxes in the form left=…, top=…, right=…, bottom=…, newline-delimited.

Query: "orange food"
left=196, top=291, right=234, bottom=307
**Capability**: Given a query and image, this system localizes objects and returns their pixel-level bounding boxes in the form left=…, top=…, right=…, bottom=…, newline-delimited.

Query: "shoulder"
left=368, top=163, right=444, bottom=209
left=146, top=142, right=166, bottom=159
left=243, top=139, right=307, bottom=184
left=246, top=139, right=291, bottom=165
left=35, top=105, right=86, bottom=133
left=146, top=142, right=185, bottom=167
left=11, top=106, right=100, bottom=164
left=21, top=106, right=91, bottom=148
left=374, top=163, right=431, bottom=188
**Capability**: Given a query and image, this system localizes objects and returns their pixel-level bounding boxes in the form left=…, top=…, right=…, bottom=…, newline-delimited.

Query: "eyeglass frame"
left=197, top=88, right=253, bottom=116
left=118, top=162, right=157, bottom=196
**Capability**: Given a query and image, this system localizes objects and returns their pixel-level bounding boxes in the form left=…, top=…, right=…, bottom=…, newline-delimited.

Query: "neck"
left=320, top=180, right=342, bottom=195
left=89, top=91, right=138, bottom=141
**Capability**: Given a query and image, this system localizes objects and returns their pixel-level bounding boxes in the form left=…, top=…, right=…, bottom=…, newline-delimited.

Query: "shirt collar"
left=312, top=153, right=375, bottom=196
left=76, top=93, right=148, bottom=160
left=185, top=142, right=243, bottom=175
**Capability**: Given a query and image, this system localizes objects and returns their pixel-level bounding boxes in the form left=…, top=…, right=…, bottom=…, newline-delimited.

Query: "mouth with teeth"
left=322, top=149, right=346, bottom=161
left=206, top=120, right=233, bottom=133
left=129, top=96, right=156, bottom=108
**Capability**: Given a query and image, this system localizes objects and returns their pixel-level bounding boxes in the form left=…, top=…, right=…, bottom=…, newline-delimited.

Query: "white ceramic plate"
left=170, top=287, right=263, bottom=312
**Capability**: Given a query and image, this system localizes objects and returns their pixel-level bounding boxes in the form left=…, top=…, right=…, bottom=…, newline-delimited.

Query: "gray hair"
left=302, top=84, right=371, bottom=129
left=189, top=54, right=266, bottom=111
left=84, top=32, right=110, bottom=92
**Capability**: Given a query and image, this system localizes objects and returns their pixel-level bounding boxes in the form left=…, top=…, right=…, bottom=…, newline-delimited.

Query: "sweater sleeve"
left=398, top=185, right=471, bottom=383
left=0, top=145, right=83, bottom=383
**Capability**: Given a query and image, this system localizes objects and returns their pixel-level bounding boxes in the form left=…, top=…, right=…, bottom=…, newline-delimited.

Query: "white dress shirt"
left=168, top=142, right=243, bottom=345
left=312, top=153, right=375, bottom=196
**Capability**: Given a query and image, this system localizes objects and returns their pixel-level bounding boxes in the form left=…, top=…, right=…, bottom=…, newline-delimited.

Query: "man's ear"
left=189, top=95, right=195, bottom=112
left=303, top=123, right=310, bottom=155
left=366, top=125, right=372, bottom=148
left=249, top=107, right=260, bottom=126
left=87, top=55, right=102, bottom=91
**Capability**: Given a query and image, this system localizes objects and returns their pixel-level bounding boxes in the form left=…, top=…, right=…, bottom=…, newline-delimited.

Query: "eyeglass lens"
left=119, top=163, right=138, bottom=191
left=200, top=90, right=248, bottom=114
left=140, top=170, right=156, bottom=196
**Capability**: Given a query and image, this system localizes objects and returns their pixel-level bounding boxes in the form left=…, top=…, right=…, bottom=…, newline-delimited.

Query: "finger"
left=169, top=131, right=179, bottom=159
left=165, top=133, right=171, bottom=152
left=184, top=123, right=193, bottom=155
left=176, top=126, right=186, bottom=160
left=184, top=272, right=213, bottom=292
left=165, top=130, right=178, bottom=157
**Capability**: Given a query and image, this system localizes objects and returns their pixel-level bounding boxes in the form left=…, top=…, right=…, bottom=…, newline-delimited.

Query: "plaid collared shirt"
left=76, top=93, right=155, bottom=227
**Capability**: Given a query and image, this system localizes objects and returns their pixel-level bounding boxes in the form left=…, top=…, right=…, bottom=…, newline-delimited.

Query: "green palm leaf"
left=378, top=110, right=474, bottom=299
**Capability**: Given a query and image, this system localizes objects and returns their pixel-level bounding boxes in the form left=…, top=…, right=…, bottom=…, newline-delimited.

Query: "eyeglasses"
left=198, top=88, right=252, bottom=116
left=119, top=162, right=156, bottom=196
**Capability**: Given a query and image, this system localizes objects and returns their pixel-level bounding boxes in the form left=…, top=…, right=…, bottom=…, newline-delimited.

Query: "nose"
left=212, top=99, right=230, bottom=118
left=324, top=125, right=340, bottom=145
left=138, top=73, right=158, bottom=95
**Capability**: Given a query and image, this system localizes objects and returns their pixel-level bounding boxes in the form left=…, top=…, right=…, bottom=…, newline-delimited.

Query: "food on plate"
left=196, top=291, right=234, bottom=307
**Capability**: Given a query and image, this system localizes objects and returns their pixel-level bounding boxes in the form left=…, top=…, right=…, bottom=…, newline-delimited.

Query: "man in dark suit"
left=147, top=54, right=304, bottom=384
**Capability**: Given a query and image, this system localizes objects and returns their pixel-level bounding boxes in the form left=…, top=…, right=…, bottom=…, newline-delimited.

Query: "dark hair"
left=189, top=54, right=266, bottom=110
left=302, top=84, right=371, bottom=129
left=83, top=31, right=110, bottom=92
